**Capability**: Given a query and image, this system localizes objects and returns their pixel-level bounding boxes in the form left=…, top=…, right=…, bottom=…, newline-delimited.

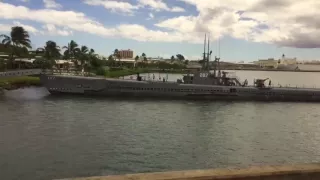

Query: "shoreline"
left=0, top=76, right=42, bottom=91
left=222, top=68, right=320, bottom=72
left=148, top=68, right=320, bottom=73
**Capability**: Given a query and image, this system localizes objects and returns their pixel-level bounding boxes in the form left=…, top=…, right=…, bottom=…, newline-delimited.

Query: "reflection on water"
left=1, top=71, right=320, bottom=180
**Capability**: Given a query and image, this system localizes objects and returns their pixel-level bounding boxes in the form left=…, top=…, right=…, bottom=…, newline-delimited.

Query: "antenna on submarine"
left=217, top=35, right=221, bottom=77
left=202, top=33, right=207, bottom=70
left=207, top=34, right=210, bottom=71
left=203, top=34, right=206, bottom=60
left=218, top=36, right=221, bottom=59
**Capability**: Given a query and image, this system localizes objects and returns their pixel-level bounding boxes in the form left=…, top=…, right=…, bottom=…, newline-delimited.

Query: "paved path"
left=0, top=69, right=43, bottom=79
left=58, top=163, right=320, bottom=180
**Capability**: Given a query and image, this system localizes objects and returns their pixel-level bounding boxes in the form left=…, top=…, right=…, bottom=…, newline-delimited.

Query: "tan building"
left=119, top=49, right=133, bottom=59
left=253, top=58, right=278, bottom=68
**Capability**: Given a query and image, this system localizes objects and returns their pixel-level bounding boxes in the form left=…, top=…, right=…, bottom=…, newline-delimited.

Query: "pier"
left=59, top=163, right=320, bottom=180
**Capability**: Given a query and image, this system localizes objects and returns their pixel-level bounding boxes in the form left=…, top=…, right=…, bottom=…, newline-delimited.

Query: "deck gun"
left=254, top=78, right=270, bottom=88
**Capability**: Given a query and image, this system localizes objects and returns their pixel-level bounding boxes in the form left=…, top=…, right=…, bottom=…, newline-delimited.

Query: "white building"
left=253, top=58, right=278, bottom=68
left=278, top=54, right=297, bottom=65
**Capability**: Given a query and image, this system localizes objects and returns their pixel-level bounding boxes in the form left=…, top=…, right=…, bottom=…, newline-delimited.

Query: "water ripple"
left=1, top=87, right=320, bottom=180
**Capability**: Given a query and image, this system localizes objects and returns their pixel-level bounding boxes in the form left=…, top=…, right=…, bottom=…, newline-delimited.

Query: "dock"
left=58, top=163, right=320, bottom=180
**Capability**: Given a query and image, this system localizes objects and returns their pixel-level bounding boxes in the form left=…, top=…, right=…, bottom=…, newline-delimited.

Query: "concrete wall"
left=58, top=163, right=320, bottom=180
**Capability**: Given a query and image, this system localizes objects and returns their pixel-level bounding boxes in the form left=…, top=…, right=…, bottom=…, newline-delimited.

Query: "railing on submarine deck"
left=42, top=70, right=320, bottom=89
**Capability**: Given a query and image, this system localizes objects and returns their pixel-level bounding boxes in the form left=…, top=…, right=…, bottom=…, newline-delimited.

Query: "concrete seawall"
left=59, top=163, right=320, bottom=180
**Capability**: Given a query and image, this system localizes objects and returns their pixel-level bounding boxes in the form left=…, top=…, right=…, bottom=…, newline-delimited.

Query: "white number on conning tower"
left=200, top=73, right=208, bottom=78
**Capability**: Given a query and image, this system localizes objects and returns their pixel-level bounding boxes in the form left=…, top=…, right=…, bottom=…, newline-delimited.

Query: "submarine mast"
left=202, top=34, right=207, bottom=70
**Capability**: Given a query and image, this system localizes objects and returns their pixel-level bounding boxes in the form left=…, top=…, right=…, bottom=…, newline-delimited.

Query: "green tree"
left=141, top=53, right=147, bottom=62
left=107, top=55, right=115, bottom=66
left=63, top=40, right=79, bottom=59
left=176, top=54, right=185, bottom=61
left=0, top=58, right=6, bottom=71
left=86, top=48, right=97, bottom=74
left=135, top=55, right=139, bottom=61
left=78, top=45, right=89, bottom=72
left=114, top=49, right=121, bottom=66
left=134, top=55, right=139, bottom=68
left=63, top=40, right=80, bottom=72
left=0, top=26, right=32, bottom=69
left=36, top=40, right=61, bottom=70
left=170, top=55, right=175, bottom=63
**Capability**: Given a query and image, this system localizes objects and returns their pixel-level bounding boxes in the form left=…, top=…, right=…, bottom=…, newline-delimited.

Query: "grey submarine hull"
left=40, top=74, right=320, bottom=102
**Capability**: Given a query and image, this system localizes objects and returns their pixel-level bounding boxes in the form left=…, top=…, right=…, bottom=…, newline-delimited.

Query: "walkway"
left=58, top=163, right=320, bottom=180
left=0, top=69, right=42, bottom=79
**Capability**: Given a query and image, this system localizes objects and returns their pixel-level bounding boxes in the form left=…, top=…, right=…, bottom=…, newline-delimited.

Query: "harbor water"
left=1, top=71, right=320, bottom=180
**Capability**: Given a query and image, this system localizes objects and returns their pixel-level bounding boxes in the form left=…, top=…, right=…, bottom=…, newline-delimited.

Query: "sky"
left=0, top=0, right=320, bottom=62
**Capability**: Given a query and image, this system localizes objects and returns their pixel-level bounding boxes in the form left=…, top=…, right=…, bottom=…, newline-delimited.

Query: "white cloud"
left=83, top=0, right=138, bottom=14
left=42, top=24, right=73, bottom=36
left=0, top=21, right=72, bottom=37
left=171, top=7, right=185, bottom=12
left=1, top=1, right=320, bottom=48
left=83, top=0, right=185, bottom=14
left=138, top=0, right=185, bottom=12
left=147, top=13, right=154, bottom=20
left=0, top=24, right=12, bottom=32
left=13, top=21, right=39, bottom=33
left=20, top=0, right=30, bottom=2
left=156, top=16, right=196, bottom=33
left=160, top=0, right=320, bottom=48
left=0, top=21, right=39, bottom=34
left=43, top=0, right=62, bottom=9
left=0, top=2, right=190, bottom=43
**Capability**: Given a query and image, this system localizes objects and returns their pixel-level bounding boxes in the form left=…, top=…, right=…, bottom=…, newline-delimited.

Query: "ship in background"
left=276, top=54, right=299, bottom=71
left=40, top=34, right=320, bottom=102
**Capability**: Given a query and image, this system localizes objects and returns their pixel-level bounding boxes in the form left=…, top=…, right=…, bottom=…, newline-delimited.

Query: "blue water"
left=1, top=71, right=320, bottom=180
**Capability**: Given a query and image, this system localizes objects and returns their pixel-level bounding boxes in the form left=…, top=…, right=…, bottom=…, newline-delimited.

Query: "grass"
left=0, top=76, right=41, bottom=90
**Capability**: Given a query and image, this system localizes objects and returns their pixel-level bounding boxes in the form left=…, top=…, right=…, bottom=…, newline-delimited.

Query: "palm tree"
left=142, top=53, right=147, bottom=62
left=170, top=55, right=175, bottom=63
left=85, top=48, right=96, bottom=75
left=36, top=40, right=61, bottom=71
left=134, top=55, right=139, bottom=68
left=0, top=26, right=32, bottom=69
left=63, top=40, right=79, bottom=59
left=140, top=53, right=147, bottom=67
left=78, top=45, right=89, bottom=73
left=63, top=40, right=80, bottom=73
left=176, top=54, right=185, bottom=61
left=108, top=55, right=115, bottom=66
left=113, top=49, right=121, bottom=66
